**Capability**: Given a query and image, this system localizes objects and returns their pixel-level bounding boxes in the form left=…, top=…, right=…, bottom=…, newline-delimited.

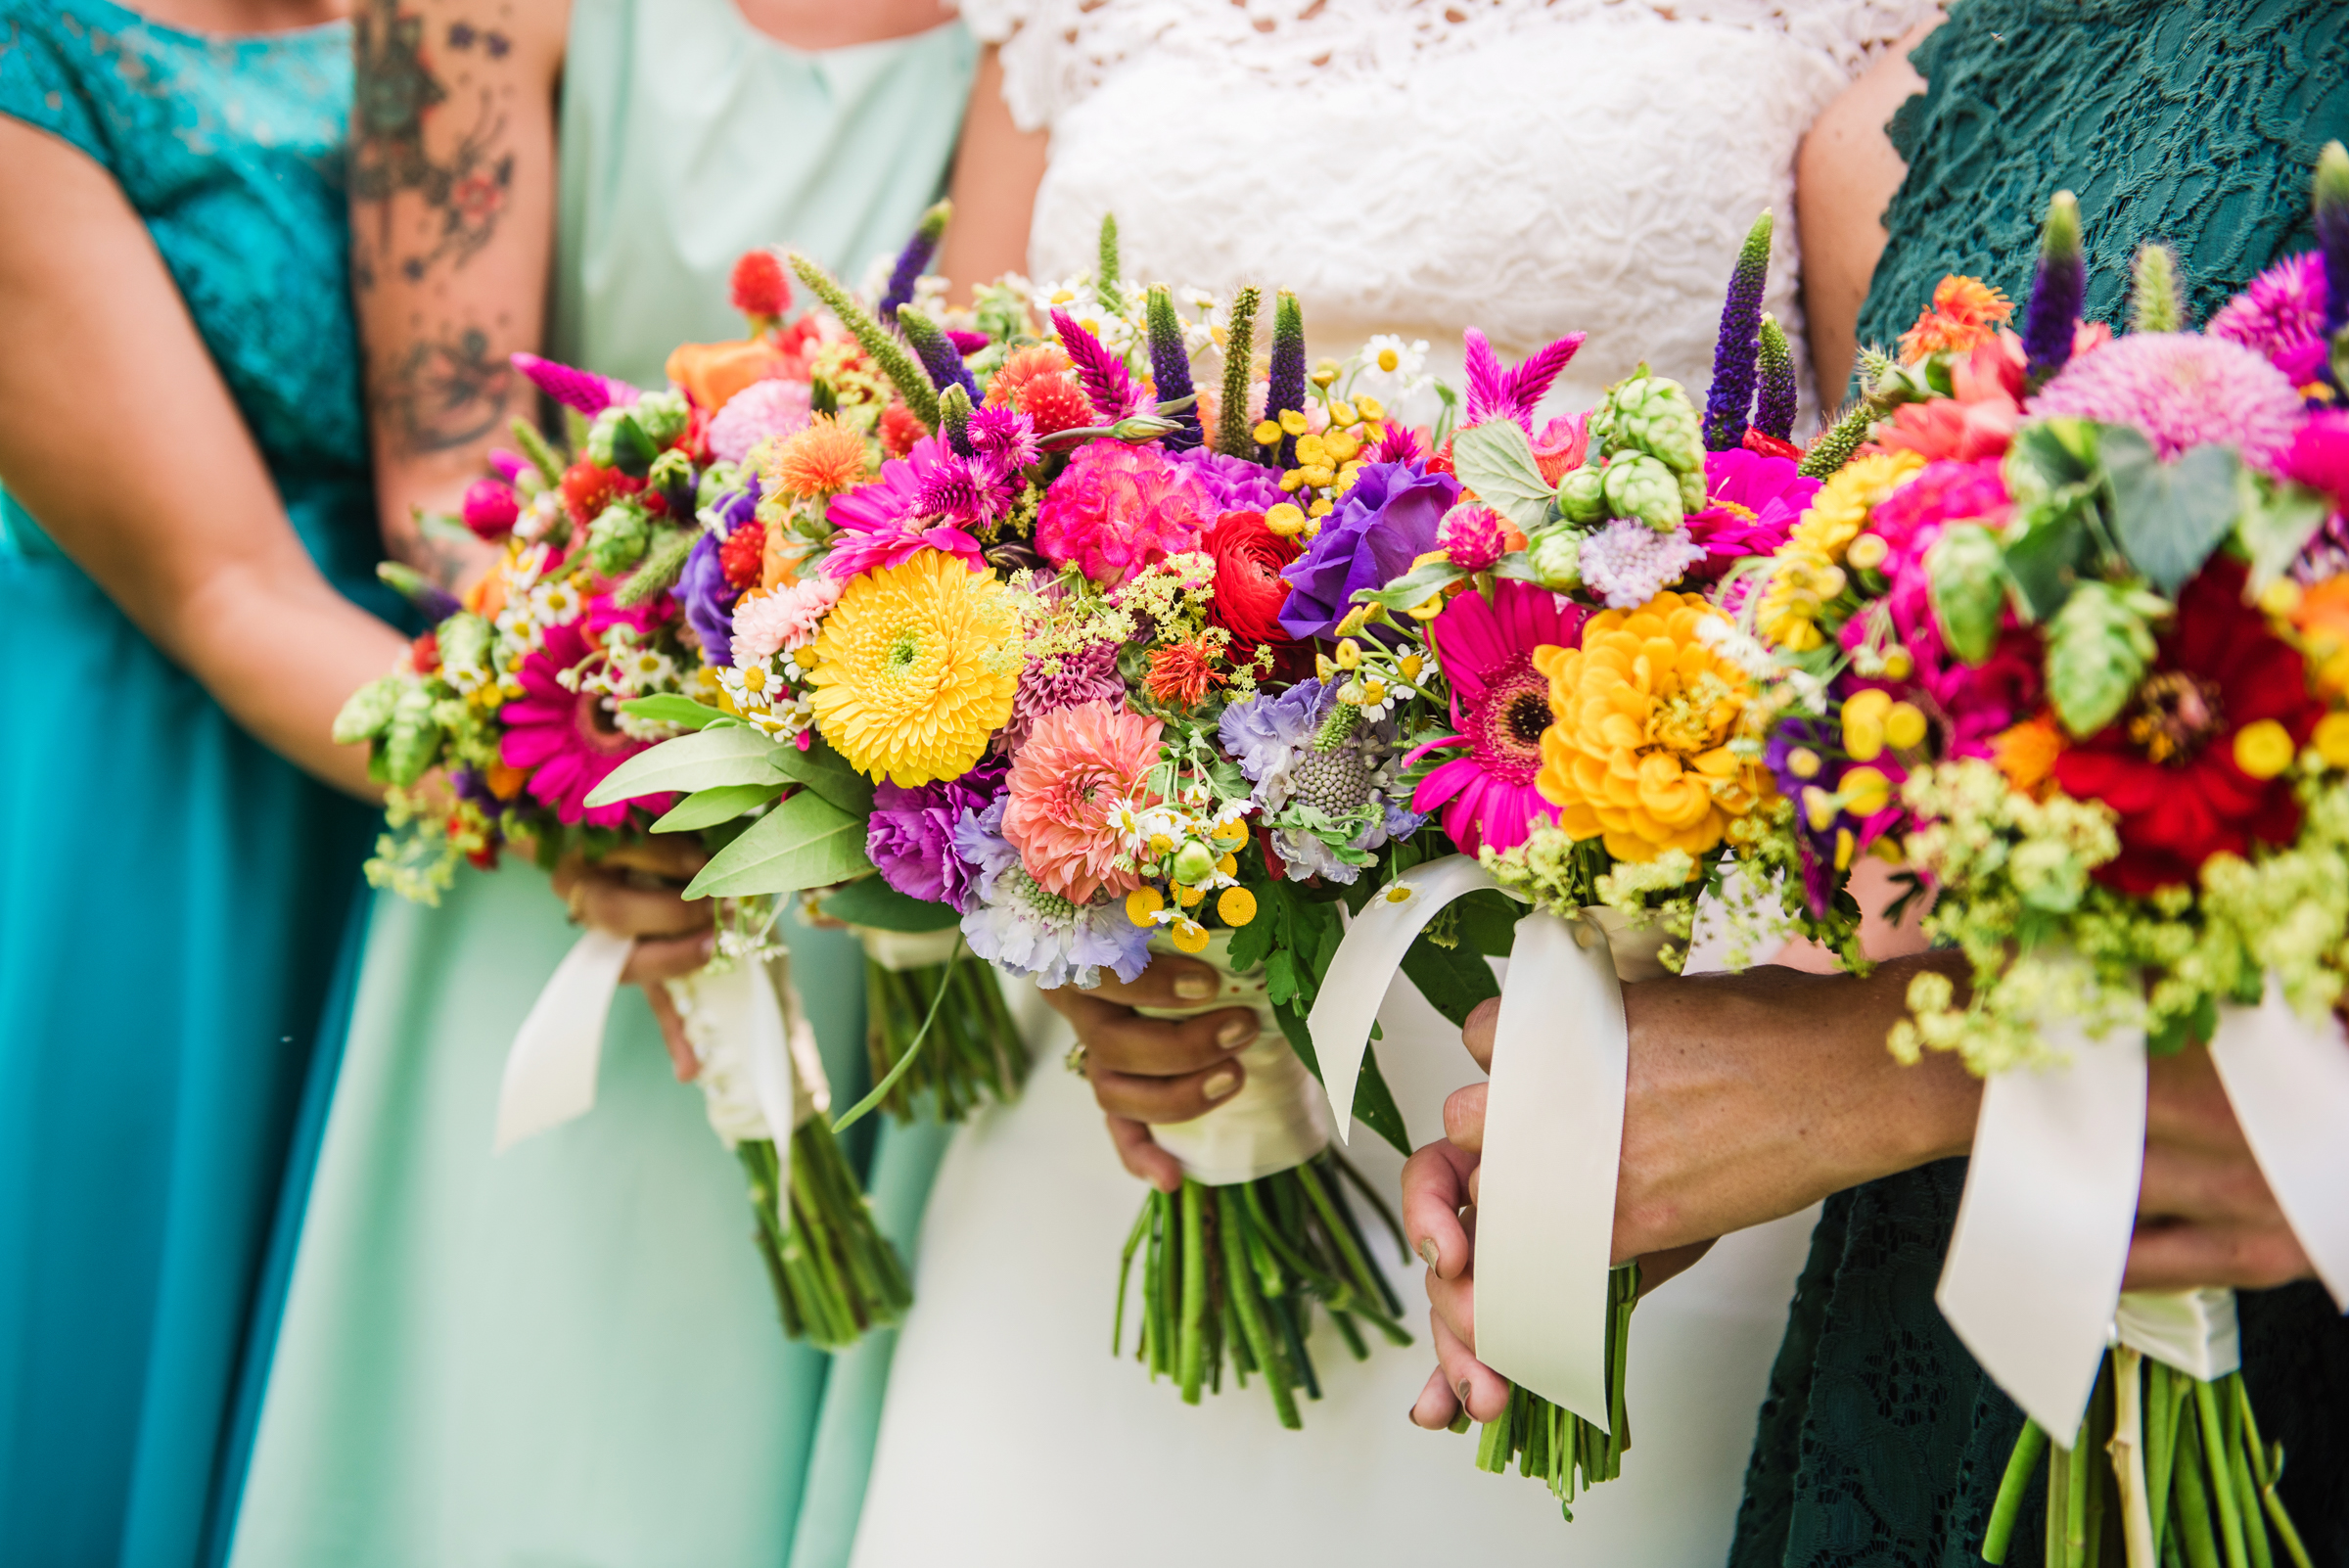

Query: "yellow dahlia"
left=1756, top=449, right=1925, bottom=651
left=1535, top=592, right=1774, bottom=863
left=803, top=552, right=1021, bottom=786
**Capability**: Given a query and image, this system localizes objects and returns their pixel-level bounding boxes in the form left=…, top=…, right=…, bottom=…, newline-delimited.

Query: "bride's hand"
left=2129, top=1042, right=2312, bottom=1291
left=551, top=836, right=715, bottom=1081
left=1037, top=955, right=1257, bottom=1193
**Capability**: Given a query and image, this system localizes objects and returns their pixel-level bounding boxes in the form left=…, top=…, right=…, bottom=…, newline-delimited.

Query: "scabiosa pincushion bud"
left=462, top=478, right=521, bottom=539
left=1754, top=314, right=1798, bottom=440
left=1702, top=209, right=1774, bottom=451
left=2021, top=190, right=2087, bottom=385
left=729, top=248, right=791, bottom=323
left=1601, top=452, right=1685, bottom=530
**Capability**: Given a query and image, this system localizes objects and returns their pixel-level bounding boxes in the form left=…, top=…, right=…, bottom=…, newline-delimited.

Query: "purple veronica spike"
left=1461, top=328, right=1587, bottom=431
left=511, top=351, right=636, bottom=415
left=878, top=201, right=952, bottom=325
left=1049, top=308, right=1138, bottom=420
left=1701, top=211, right=1773, bottom=451
left=2022, top=192, right=2087, bottom=385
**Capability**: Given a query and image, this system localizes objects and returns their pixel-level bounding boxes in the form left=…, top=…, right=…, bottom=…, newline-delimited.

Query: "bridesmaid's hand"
left=2129, top=1044, right=2312, bottom=1291
left=551, top=837, right=715, bottom=1082
left=1037, top=955, right=1256, bottom=1193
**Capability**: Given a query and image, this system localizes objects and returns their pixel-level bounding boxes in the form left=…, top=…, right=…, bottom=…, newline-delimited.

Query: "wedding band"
left=1063, top=1041, right=1089, bottom=1078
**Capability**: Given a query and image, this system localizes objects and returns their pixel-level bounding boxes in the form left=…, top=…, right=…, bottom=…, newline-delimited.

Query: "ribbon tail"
left=2208, top=975, right=2349, bottom=1310
left=493, top=927, right=635, bottom=1151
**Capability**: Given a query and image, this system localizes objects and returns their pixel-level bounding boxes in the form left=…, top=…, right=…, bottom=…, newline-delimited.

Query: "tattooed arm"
left=351, top=0, right=566, bottom=587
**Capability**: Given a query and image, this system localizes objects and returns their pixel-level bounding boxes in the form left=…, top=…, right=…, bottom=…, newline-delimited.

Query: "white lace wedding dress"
left=852, top=5, right=1937, bottom=1562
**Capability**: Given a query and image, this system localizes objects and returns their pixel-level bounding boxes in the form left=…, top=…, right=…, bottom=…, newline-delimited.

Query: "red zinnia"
left=2052, top=559, right=2319, bottom=895
left=1202, top=509, right=1300, bottom=658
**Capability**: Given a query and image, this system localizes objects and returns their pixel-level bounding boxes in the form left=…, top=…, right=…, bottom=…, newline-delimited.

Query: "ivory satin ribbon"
left=2208, top=975, right=2349, bottom=1311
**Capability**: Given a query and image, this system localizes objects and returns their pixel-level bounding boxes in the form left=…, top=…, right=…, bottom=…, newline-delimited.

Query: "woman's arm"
left=935, top=43, right=1050, bottom=297
left=351, top=0, right=567, bottom=586
left=1794, top=16, right=1941, bottom=408
left=0, top=120, right=406, bottom=798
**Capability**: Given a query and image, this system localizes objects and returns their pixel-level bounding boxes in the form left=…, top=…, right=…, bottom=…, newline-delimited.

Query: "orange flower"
left=484, top=760, right=528, bottom=801
left=1990, top=714, right=2064, bottom=796
left=986, top=344, right=1075, bottom=407
left=1897, top=275, right=2014, bottom=363
left=464, top=557, right=510, bottom=620
left=763, top=415, right=869, bottom=500
left=2291, top=576, right=2349, bottom=696
left=665, top=338, right=790, bottom=411
left=1143, top=640, right=1225, bottom=709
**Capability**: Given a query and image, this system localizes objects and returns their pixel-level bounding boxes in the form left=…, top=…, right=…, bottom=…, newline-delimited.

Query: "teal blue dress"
left=0, top=5, right=393, bottom=1567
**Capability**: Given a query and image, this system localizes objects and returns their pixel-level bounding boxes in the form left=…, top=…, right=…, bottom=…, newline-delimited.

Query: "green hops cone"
left=334, top=674, right=403, bottom=745
left=1926, top=523, right=2007, bottom=666
left=1601, top=452, right=1685, bottom=531
left=2047, top=579, right=2166, bottom=738
left=2130, top=243, right=2187, bottom=335
left=1594, top=373, right=1704, bottom=475
left=381, top=684, right=443, bottom=787
left=586, top=498, right=651, bottom=576
left=632, top=390, right=689, bottom=447
left=1216, top=286, right=1262, bottom=459
left=1678, top=467, right=1708, bottom=513
left=1556, top=465, right=1608, bottom=525
left=438, top=612, right=490, bottom=678
left=788, top=252, right=940, bottom=433
left=1526, top=528, right=1585, bottom=591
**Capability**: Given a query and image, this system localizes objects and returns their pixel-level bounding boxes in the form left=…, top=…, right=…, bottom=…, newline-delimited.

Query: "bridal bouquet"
left=1740, top=164, right=2349, bottom=1565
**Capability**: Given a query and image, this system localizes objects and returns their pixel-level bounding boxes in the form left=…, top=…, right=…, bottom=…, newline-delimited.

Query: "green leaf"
left=2237, top=476, right=2329, bottom=590
left=771, top=735, right=876, bottom=817
left=584, top=724, right=788, bottom=808
left=652, top=781, right=783, bottom=833
left=819, top=875, right=960, bottom=932
left=1452, top=889, right=1524, bottom=959
left=1401, top=930, right=1503, bottom=1028
left=2104, top=428, right=2242, bottom=596
left=1352, top=558, right=1465, bottom=612
left=1270, top=997, right=1411, bottom=1157
left=684, top=789, right=874, bottom=899
left=1451, top=420, right=1555, bottom=535
left=619, top=694, right=739, bottom=731
left=2002, top=505, right=2095, bottom=623
left=2008, top=418, right=2101, bottom=492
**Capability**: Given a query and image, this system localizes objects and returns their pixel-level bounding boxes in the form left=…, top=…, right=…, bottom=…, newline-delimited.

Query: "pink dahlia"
left=824, top=435, right=986, bottom=579
left=2028, top=332, right=2304, bottom=467
left=1409, top=580, right=1584, bottom=855
left=1002, top=701, right=1162, bottom=902
left=2209, top=251, right=2326, bottom=382
left=1685, top=447, right=1818, bottom=571
left=499, top=620, right=675, bottom=827
left=1034, top=439, right=1217, bottom=585
left=998, top=638, right=1128, bottom=754
left=707, top=378, right=810, bottom=465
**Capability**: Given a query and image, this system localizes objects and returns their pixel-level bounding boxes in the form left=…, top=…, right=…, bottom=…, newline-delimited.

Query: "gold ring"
left=1063, top=1041, right=1089, bottom=1078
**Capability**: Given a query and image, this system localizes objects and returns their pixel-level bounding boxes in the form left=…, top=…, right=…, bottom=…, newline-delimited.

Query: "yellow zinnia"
left=1756, top=449, right=1926, bottom=651
left=1535, top=591, right=1774, bottom=864
left=803, top=551, right=1021, bottom=786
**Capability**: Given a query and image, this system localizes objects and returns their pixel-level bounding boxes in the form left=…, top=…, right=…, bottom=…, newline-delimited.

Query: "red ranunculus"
left=2052, top=558, right=2319, bottom=895
left=1203, top=509, right=1301, bottom=657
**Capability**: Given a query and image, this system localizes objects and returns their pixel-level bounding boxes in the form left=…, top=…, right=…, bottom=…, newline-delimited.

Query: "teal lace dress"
left=1730, top=5, right=2349, bottom=1565
left=0, top=6, right=395, bottom=1565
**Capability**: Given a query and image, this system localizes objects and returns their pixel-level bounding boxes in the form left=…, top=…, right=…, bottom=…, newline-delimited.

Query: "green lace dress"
left=1730, top=5, right=2349, bottom=1565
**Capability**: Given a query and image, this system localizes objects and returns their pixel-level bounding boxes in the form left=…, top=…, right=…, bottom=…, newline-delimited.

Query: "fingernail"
left=1174, top=971, right=1216, bottom=1000
left=1416, top=1237, right=1440, bottom=1270
left=1456, top=1379, right=1473, bottom=1407
left=1217, top=1016, right=1254, bottom=1047
left=1202, top=1070, right=1237, bottom=1101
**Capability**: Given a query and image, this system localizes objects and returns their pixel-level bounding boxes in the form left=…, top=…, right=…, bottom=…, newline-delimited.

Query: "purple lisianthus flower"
left=677, top=531, right=737, bottom=659
left=1172, top=444, right=1286, bottom=515
left=953, top=797, right=1150, bottom=988
left=1277, top=460, right=1460, bottom=640
left=867, top=757, right=1007, bottom=911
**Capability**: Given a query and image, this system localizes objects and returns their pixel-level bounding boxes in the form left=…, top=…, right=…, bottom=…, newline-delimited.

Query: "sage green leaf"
left=771, top=735, right=876, bottom=816
left=1926, top=523, right=2007, bottom=665
left=1400, top=930, right=1501, bottom=1028
left=819, top=875, right=960, bottom=933
left=2002, top=505, right=2095, bottom=623
left=2236, top=474, right=2329, bottom=590
left=652, top=781, right=783, bottom=833
left=2047, top=578, right=2167, bottom=738
left=1351, top=558, right=1465, bottom=612
left=2105, top=427, right=2242, bottom=595
left=684, top=789, right=874, bottom=899
left=618, top=694, right=738, bottom=731
left=1451, top=420, right=1556, bottom=535
left=583, top=723, right=787, bottom=808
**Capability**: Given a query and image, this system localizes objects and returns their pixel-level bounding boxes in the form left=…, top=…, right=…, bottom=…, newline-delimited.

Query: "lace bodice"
left=962, top=0, right=1941, bottom=418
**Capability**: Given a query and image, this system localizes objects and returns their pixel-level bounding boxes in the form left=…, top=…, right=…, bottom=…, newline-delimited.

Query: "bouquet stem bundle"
left=1464, top=1262, right=1640, bottom=1520
left=1117, top=1151, right=1410, bottom=1429
left=738, top=1115, right=911, bottom=1350
left=1983, top=1348, right=2310, bottom=1568
left=861, top=944, right=1027, bottom=1122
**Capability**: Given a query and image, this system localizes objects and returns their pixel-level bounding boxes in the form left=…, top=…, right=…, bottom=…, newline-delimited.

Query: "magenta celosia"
left=1034, top=438, right=1217, bottom=585
left=2027, top=332, right=2305, bottom=467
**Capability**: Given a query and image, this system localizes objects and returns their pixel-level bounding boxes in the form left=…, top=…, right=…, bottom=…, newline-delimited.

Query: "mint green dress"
left=227, top=9, right=976, bottom=1566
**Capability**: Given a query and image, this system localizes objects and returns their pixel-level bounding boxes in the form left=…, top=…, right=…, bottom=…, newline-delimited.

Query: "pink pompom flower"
left=1034, top=439, right=1218, bottom=585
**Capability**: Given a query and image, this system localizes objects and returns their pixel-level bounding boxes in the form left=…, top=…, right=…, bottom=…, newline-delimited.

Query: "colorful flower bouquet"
left=1737, top=159, right=2349, bottom=1566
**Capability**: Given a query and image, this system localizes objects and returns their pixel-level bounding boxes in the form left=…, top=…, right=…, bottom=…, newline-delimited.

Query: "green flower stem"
left=1218, top=1186, right=1299, bottom=1429
left=2047, top=1439, right=2073, bottom=1568
left=2234, top=1378, right=2313, bottom=1568
left=2174, top=1403, right=2224, bottom=1568
left=2196, top=1379, right=2251, bottom=1568
left=1985, top=1419, right=2049, bottom=1562
left=2150, top=1363, right=2179, bottom=1559
left=831, top=938, right=963, bottom=1133
left=1114, top=1199, right=1150, bottom=1354
left=1177, top=1179, right=1210, bottom=1404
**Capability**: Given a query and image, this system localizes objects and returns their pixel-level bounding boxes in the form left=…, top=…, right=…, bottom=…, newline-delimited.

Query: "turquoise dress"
left=1732, top=5, right=2349, bottom=1564
left=228, top=9, right=977, bottom=1566
left=0, top=6, right=394, bottom=1566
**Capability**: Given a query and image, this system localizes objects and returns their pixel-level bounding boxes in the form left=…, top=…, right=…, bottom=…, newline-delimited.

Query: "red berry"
left=410, top=629, right=440, bottom=673
left=718, top=520, right=766, bottom=589
left=878, top=401, right=927, bottom=459
left=730, top=250, right=791, bottom=318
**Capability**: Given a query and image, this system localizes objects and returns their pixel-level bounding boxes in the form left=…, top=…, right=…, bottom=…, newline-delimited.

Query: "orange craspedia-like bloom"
left=763, top=415, right=870, bottom=500
left=1991, top=713, right=2065, bottom=797
left=1143, top=639, right=1225, bottom=710
left=1898, top=275, right=2015, bottom=363
left=1535, top=592, right=1773, bottom=864
left=2290, top=576, right=2349, bottom=697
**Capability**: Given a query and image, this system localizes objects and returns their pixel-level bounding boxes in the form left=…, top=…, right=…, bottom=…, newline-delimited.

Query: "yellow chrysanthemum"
left=1535, top=592, right=1774, bottom=864
left=1756, top=449, right=1926, bottom=651
left=803, top=552, right=1020, bottom=786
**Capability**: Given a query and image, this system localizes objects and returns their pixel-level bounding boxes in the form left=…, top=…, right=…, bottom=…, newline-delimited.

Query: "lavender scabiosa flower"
left=1146, top=284, right=1202, bottom=450
left=2021, top=191, right=2086, bottom=386
left=954, top=797, right=1151, bottom=988
left=1577, top=519, right=1707, bottom=609
left=1265, top=290, right=1307, bottom=467
left=1754, top=313, right=1798, bottom=440
left=877, top=199, right=950, bottom=324
left=511, top=350, right=635, bottom=415
left=1000, top=639, right=1128, bottom=753
left=1461, top=327, right=1586, bottom=433
left=869, top=755, right=1007, bottom=910
left=898, top=305, right=981, bottom=403
left=1702, top=209, right=1774, bottom=450
left=1219, top=677, right=1419, bottom=883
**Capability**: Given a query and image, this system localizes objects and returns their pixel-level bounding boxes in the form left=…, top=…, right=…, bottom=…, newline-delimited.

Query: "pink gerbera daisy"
left=825, top=436, right=987, bottom=580
left=499, top=620, right=675, bottom=827
left=1409, top=580, right=1585, bottom=855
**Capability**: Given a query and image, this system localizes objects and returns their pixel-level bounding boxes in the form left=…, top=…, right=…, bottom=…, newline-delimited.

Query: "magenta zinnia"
left=1410, top=580, right=1585, bottom=855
